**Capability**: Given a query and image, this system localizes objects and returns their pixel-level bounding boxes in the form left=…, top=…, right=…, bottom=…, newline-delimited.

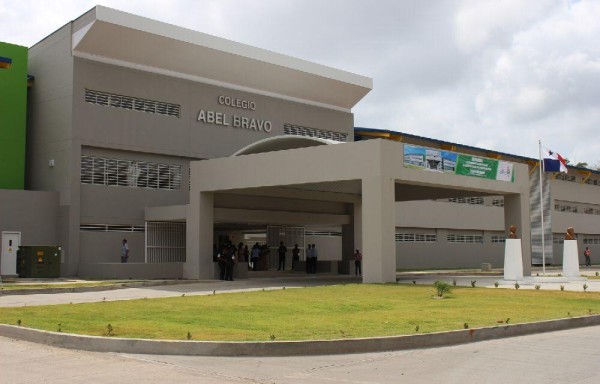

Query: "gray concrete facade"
left=4, top=5, right=599, bottom=280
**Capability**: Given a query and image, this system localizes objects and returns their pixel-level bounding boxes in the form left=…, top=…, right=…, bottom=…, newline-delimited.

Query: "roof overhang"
left=71, top=6, right=373, bottom=112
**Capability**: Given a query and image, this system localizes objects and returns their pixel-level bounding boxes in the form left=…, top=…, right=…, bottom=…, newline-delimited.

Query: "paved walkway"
left=2, top=325, right=598, bottom=383
left=1, top=268, right=599, bottom=307
left=0, top=275, right=361, bottom=307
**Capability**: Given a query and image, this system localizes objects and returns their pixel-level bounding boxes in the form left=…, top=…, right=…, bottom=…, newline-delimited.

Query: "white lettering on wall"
left=197, top=109, right=272, bottom=133
left=218, top=95, right=256, bottom=110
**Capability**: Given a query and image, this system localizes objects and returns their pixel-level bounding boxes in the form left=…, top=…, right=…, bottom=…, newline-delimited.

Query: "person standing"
left=277, top=241, right=287, bottom=270
left=292, top=244, right=300, bottom=271
left=225, top=245, right=236, bottom=281
left=311, top=243, right=319, bottom=274
left=121, top=239, right=129, bottom=263
left=217, top=246, right=227, bottom=280
left=354, top=249, right=362, bottom=276
left=584, top=247, right=591, bottom=267
left=251, top=242, right=260, bottom=271
left=305, top=244, right=312, bottom=273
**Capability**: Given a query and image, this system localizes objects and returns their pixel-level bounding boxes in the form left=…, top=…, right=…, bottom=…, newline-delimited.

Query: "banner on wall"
left=403, top=144, right=514, bottom=182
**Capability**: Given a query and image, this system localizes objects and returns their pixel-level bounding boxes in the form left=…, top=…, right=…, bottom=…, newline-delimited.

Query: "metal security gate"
left=145, top=222, right=186, bottom=263
left=266, top=226, right=305, bottom=269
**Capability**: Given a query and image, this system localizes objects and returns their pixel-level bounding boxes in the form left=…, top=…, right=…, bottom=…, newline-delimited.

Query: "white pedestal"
left=504, top=239, right=523, bottom=280
left=562, top=240, right=580, bottom=278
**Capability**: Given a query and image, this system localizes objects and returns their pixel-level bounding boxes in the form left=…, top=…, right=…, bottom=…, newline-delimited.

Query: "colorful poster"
left=403, top=144, right=514, bottom=182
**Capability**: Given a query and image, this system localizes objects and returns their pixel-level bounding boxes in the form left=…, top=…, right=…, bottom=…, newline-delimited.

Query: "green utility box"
left=17, top=246, right=61, bottom=278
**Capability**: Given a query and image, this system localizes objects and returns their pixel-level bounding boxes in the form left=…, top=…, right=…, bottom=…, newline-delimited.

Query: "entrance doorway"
left=1, top=231, right=21, bottom=276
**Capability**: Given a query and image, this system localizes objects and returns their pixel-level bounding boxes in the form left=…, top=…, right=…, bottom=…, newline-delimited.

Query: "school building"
left=1, top=6, right=599, bottom=282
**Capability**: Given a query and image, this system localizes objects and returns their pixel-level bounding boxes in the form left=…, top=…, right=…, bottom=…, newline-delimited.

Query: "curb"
left=1, top=315, right=599, bottom=357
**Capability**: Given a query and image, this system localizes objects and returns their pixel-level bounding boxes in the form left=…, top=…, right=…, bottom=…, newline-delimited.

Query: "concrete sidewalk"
left=1, top=267, right=598, bottom=308
left=0, top=275, right=361, bottom=307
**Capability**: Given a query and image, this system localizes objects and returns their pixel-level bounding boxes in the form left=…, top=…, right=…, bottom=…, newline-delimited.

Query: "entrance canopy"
left=186, top=139, right=531, bottom=283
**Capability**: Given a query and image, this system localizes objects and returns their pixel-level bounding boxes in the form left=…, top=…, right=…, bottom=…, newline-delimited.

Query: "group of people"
left=277, top=242, right=302, bottom=271
left=214, top=242, right=246, bottom=281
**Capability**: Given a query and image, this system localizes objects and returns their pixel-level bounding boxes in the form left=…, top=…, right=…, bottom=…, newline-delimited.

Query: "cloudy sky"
left=2, top=0, right=599, bottom=166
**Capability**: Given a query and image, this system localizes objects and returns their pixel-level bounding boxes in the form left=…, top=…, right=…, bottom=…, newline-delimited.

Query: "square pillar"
left=184, top=191, right=214, bottom=279
left=504, top=193, right=531, bottom=276
left=361, top=176, right=396, bottom=283
left=340, top=201, right=362, bottom=275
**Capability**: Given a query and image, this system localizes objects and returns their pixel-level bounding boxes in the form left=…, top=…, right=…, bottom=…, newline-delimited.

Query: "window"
left=447, top=234, right=483, bottom=243
left=395, top=233, right=437, bottom=242
left=284, top=124, right=348, bottom=142
left=305, top=231, right=342, bottom=237
left=81, top=156, right=182, bottom=190
left=448, top=197, right=484, bottom=205
left=85, top=89, right=180, bottom=118
left=491, top=235, right=506, bottom=243
left=583, top=238, right=600, bottom=245
left=492, top=199, right=504, bottom=207
left=80, top=224, right=145, bottom=232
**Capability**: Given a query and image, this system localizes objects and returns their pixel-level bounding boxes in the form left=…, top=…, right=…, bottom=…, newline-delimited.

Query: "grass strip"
left=0, top=284, right=598, bottom=341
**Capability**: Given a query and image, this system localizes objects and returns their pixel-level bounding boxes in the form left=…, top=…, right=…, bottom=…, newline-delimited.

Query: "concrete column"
left=184, top=191, right=214, bottom=279
left=361, top=177, right=396, bottom=283
left=340, top=201, right=362, bottom=275
left=504, top=193, right=531, bottom=276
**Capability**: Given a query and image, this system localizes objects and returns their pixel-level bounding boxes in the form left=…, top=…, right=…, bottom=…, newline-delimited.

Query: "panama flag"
left=543, top=148, right=568, bottom=173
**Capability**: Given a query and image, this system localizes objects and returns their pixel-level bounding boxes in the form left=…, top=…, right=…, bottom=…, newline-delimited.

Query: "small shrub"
left=514, top=282, right=520, bottom=290
left=463, top=322, right=469, bottom=329
left=470, top=280, right=476, bottom=288
left=412, top=280, right=416, bottom=285
left=596, top=272, right=599, bottom=277
left=558, top=273, right=562, bottom=277
left=560, top=285, right=565, bottom=291
left=16, top=319, right=21, bottom=326
left=414, top=325, right=420, bottom=332
left=187, top=331, right=192, bottom=340
left=452, top=279, right=457, bottom=286
left=433, top=281, right=452, bottom=298
left=270, top=334, right=276, bottom=341
left=505, top=318, right=510, bottom=324
left=494, top=281, right=499, bottom=288
left=567, top=312, right=571, bottom=317
left=583, top=284, right=588, bottom=292
left=536, top=273, right=539, bottom=277
left=535, top=284, right=541, bottom=290
left=106, top=324, right=114, bottom=336
left=57, top=323, right=62, bottom=332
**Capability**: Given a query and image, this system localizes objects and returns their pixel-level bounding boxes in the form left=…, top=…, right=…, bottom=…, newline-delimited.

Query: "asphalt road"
left=2, top=325, right=599, bottom=383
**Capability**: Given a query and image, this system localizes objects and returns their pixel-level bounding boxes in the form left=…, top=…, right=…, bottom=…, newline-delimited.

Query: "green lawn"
left=0, top=284, right=598, bottom=341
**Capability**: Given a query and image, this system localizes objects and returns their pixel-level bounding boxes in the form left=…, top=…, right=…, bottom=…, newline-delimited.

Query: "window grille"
left=305, top=231, right=342, bottom=237
left=492, top=199, right=504, bottom=207
left=146, top=222, right=186, bottom=263
left=85, top=89, right=180, bottom=118
left=81, top=156, right=181, bottom=190
left=448, top=197, right=484, bottom=205
left=80, top=224, right=145, bottom=232
left=553, top=237, right=564, bottom=244
left=447, top=234, right=483, bottom=243
left=583, top=237, right=600, bottom=245
left=491, top=235, right=506, bottom=243
left=283, top=123, right=348, bottom=142
left=395, top=233, right=437, bottom=242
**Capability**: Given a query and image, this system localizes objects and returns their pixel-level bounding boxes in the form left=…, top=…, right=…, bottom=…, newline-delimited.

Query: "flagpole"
left=538, top=140, right=546, bottom=276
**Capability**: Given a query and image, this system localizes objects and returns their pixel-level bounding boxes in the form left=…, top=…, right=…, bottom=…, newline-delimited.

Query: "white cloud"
left=2, top=0, right=600, bottom=164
